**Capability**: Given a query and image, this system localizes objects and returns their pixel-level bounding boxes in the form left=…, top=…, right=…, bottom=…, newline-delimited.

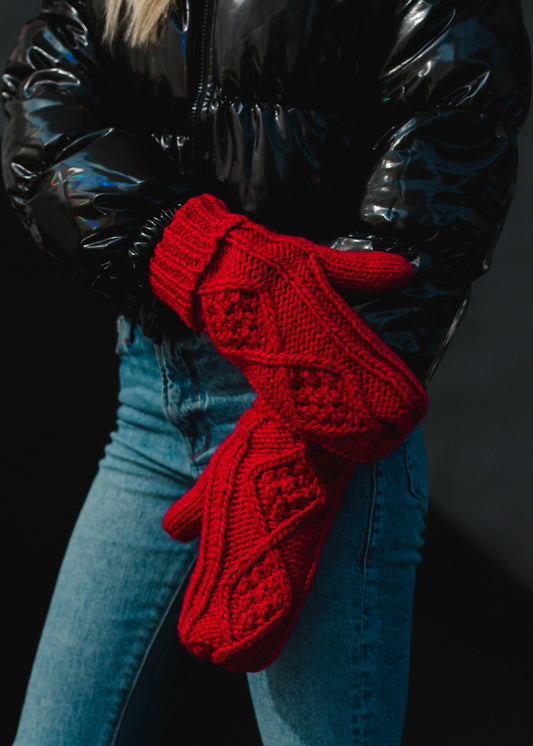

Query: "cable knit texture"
left=150, top=194, right=428, bottom=462
left=163, top=399, right=355, bottom=671
left=149, top=194, right=429, bottom=670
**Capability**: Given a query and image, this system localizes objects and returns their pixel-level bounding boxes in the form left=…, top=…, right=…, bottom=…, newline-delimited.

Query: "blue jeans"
left=13, top=316, right=428, bottom=746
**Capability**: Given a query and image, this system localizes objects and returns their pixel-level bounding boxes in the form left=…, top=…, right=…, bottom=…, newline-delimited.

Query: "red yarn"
left=163, top=399, right=355, bottom=671
left=150, top=194, right=428, bottom=462
left=149, top=194, right=429, bottom=670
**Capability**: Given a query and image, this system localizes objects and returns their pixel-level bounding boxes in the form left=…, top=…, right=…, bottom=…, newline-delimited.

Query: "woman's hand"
left=150, top=194, right=428, bottom=462
left=162, top=398, right=354, bottom=672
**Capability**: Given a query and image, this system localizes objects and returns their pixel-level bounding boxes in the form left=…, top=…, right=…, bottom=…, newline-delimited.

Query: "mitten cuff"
left=149, top=194, right=246, bottom=328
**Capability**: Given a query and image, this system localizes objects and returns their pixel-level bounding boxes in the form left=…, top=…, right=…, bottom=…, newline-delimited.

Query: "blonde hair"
left=103, top=0, right=174, bottom=48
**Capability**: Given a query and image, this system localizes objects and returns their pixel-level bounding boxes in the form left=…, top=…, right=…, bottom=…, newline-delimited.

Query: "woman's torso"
left=87, top=0, right=394, bottom=236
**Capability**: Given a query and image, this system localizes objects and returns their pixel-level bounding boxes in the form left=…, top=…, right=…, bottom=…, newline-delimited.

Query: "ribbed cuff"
left=149, top=194, right=246, bottom=328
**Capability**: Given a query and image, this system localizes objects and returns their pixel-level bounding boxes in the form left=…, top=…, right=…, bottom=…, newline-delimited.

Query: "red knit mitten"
left=150, top=195, right=427, bottom=462
left=163, top=398, right=354, bottom=672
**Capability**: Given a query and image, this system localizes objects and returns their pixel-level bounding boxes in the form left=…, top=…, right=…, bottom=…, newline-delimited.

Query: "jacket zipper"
left=190, top=0, right=215, bottom=174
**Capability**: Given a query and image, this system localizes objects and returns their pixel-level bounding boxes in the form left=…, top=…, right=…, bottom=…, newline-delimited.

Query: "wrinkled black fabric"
left=1, top=0, right=531, bottom=383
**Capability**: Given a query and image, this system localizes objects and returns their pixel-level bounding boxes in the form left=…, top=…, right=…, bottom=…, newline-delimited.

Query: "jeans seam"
left=154, top=340, right=172, bottom=423
left=402, top=431, right=427, bottom=505
left=155, top=338, right=213, bottom=468
left=108, top=550, right=198, bottom=746
left=356, top=461, right=379, bottom=746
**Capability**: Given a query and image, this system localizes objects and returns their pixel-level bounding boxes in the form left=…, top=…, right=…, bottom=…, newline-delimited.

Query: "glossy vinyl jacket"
left=1, top=0, right=531, bottom=384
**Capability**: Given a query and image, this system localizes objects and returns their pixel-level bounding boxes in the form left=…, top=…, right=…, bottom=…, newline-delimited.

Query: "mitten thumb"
left=163, top=471, right=208, bottom=542
left=313, top=243, right=414, bottom=293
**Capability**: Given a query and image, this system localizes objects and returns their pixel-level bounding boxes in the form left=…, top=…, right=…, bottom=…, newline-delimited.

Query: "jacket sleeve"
left=333, top=0, right=531, bottom=385
left=1, top=0, right=192, bottom=299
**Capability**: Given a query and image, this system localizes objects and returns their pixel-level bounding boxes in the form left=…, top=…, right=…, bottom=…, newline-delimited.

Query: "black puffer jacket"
left=2, top=0, right=531, bottom=384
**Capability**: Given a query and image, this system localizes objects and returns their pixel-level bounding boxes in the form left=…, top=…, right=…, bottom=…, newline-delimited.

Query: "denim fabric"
left=13, top=316, right=428, bottom=746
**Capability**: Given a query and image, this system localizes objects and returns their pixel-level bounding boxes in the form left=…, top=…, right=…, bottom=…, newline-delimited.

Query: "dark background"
left=1, top=2, right=532, bottom=744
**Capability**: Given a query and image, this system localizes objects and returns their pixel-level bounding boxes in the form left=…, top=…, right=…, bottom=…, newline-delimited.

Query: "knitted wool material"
left=163, top=399, right=355, bottom=672
left=150, top=194, right=428, bottom=462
